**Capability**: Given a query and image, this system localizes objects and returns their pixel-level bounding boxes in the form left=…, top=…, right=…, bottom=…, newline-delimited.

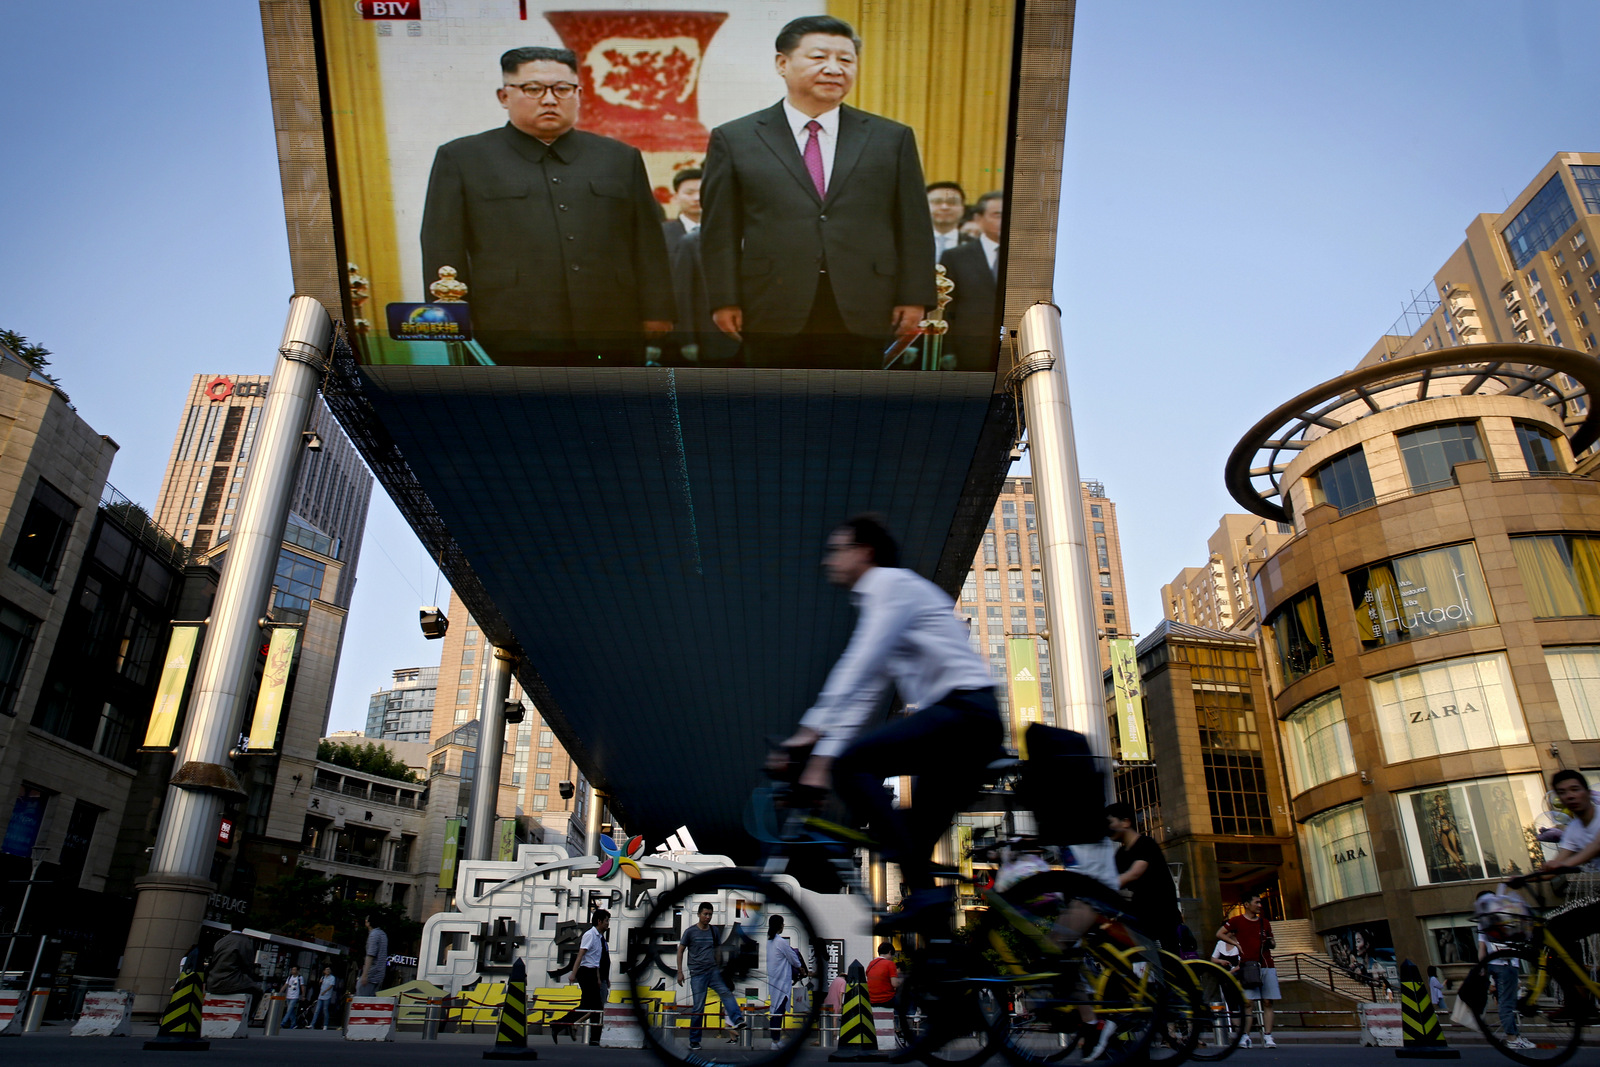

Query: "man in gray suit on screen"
left=700, top=16, right=937, bottom=369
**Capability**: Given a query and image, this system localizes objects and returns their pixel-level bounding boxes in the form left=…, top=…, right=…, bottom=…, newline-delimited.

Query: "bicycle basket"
left=1017, top=723, right=1110, bottom=846
left=1474, top=886, right=1535, bottom=943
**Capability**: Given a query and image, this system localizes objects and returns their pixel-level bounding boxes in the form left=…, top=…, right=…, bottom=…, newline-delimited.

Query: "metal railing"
left=1279, top=952, right=1388, bottom=1001
left=100, top=483, right=187, bottom=569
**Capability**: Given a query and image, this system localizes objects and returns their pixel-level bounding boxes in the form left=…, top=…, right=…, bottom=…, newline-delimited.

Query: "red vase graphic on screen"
left=545, top=10, right=728, bottom=153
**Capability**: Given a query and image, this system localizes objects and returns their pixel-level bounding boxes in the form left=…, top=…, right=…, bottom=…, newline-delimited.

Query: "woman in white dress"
left=767, top=914, right=806, bottom=1045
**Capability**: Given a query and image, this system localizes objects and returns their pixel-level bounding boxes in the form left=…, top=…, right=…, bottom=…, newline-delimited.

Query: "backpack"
left=1017, top=724, right=1108, bottom=845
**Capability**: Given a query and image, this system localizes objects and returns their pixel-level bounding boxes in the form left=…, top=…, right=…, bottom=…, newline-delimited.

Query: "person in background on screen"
left=938, top=191, right=1003, bottom=370
left=959, top=206, right=983, bottom=241
left=420, top=46, right=673, bottom=366
left=927, top=181, right=969, bottom=260
left=701, top=16, right=936, bottom=369
left=662, top=168, right=703, bottom=255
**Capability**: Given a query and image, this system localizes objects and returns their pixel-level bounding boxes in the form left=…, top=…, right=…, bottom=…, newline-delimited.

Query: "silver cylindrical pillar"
left=585, top=789, right=606, bottom=856
left=119, top=297, right=331, bottom=1015
left=1014, top=302, right=1109, bottom=761
left=465, top=648, right=516, bottom=861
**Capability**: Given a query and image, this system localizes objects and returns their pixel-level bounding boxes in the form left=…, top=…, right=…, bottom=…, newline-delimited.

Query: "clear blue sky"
left=0, top=2, right=1594, bottom=731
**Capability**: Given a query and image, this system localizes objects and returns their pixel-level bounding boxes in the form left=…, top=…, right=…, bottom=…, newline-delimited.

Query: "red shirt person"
left=865, top=943, right=901, bottom=1006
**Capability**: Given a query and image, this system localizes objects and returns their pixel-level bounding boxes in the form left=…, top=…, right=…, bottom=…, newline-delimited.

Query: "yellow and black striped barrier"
left=829, top=960, right=887, bottom=1062
left=143, top=968, right=209, bottom=1051
left=1396, top=958, right=1458, bottom=1059
left=485, top=958, right=538, bottom=1060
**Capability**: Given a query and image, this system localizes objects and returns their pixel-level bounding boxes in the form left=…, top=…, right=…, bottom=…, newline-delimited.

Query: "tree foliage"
left=317, top=738, right=421, bottom=783
left=253, top=867, right=420, bottom=958
left=0, top=329, right=57, bottom=383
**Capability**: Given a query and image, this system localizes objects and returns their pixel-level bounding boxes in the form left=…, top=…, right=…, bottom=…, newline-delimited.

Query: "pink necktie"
left=802, top=119, right=826, bottom=199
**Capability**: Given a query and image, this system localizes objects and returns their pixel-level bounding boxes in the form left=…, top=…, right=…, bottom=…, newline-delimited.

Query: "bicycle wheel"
left=624, top=868, right=823, bottom=1067
left=893, top=934, right=1008, bottom=1065
left=1179, top=960, right=1247, bottom=1061
left=1143, top=953, right=1204, bottom=1065
left=1465, top=947, right=1584, bottom=1066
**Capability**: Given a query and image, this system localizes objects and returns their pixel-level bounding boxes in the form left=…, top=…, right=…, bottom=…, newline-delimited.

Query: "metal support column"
left=465, top=648, right=516, bottom=861
left=118, top=296, right=332, bottom=1014
left=585, top=789, right=606, bottom=856
left=1013, top=302, right=1110, bottom=763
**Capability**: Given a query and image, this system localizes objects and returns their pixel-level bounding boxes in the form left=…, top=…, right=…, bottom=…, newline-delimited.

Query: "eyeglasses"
left=505, top=81, right=580, bottom=100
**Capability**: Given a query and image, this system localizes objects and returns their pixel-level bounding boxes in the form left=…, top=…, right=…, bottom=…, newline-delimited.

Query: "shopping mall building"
left=1227, top=343, right=1600, bottom=973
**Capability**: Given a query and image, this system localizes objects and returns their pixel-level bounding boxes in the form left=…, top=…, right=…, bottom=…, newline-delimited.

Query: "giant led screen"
left=319, top=1, right=1018, bottom=372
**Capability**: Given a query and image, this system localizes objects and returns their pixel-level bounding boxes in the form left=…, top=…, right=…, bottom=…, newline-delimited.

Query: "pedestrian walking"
left=281, top=966, right=305, bottom=1028
left=1217, top=889, right=1279, bottom=1049
left=677, top=901, right=747, bottom=1049
left=553, top=909, right=611, bottom=1044
left=357, top=915, right=389, bottom=996
left=766, top=915, right=806, bottom=1045
left=311, top=964, right=338, bottom=1029
left=1477, top=890, right=1534, bottom=1049
left=1427, top=966, right=1445, bottom=1011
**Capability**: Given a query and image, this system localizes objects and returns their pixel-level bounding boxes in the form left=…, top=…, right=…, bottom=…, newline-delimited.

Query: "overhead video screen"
left=319, top=1, right=1018, bottom=372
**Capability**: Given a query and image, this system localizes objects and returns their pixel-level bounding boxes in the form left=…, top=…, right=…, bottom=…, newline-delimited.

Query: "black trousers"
left=576, top=966, right=605, bottom=1043
left=832, top=688, right=1004, bottom=892
left=743, top=277, right=886, bottom=370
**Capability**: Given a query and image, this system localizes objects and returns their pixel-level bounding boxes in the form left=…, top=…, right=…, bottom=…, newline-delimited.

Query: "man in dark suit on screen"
left=700, top=16, right=937, bottom=369
left=939, top=190, right=1003, bottom=371
left=420, top=46, right=673, bottom=365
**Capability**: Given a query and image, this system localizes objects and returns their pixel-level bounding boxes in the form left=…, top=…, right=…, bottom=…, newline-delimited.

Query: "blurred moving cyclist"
left=770, top=514, right=1003, bottom=932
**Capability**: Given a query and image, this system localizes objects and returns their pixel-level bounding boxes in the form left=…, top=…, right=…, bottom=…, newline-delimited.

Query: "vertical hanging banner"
left=1109, top=637, right=1150, bottom=762
left=1006, top=637, right=1043, bottom=746
left=439, top=818, right=463, bottom=891
left=142, top=624, right=201, bottom=750
left=496, top=818, right=517, bottom=861
left=245, top=627, right=299, bottom=752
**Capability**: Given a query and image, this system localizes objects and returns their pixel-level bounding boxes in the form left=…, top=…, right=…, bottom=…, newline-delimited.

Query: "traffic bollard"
left=265, top=994, right=284, bottom=1036
left=424, top=998, right=441, bottom=1040
left=22, top=989, right=50, bottom=1032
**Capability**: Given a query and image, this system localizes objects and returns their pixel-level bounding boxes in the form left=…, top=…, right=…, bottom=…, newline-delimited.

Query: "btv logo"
left=357, top=0, right=419, bottom=17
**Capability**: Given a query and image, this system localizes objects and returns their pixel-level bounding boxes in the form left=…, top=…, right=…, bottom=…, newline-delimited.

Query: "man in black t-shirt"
left=1107, top=802, right=1181, bottom=950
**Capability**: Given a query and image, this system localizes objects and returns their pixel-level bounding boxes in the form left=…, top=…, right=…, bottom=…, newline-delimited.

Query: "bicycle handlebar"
left=1506, top=868, right=1563, bottom=890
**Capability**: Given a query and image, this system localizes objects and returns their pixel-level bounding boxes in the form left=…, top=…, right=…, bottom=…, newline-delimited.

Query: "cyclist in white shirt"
left=770, top=515, right=1003, bottom=932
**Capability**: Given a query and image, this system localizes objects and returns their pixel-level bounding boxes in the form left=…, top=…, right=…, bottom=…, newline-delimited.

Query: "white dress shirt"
left=800, top=566, right=994, bottom=758
left=679, top=214, right=700, bottom=235
left=783, top=100, right=840, bottom=190
left=933, top=229, right=961, bottom=259
left=578, top=925, right=605, bottom=969
left=980, top=233, right=1000, bottom=275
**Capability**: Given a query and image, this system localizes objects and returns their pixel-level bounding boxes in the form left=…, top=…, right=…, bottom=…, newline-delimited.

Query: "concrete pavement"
left=1, top=1025, right=1517, bottom=1067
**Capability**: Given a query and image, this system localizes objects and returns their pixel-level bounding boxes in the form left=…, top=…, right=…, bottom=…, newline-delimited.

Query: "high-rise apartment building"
left=1357, top=152, right=1600, bottom=368
left=1162, top=515, right=1296, bottom=633
left=365, top=666, right=438, bottom=743
left=153, top=373, right=373, bottom=607
left=428, top=589, right=592, bottom=851
left=955, top=478, right=1131, bottom=740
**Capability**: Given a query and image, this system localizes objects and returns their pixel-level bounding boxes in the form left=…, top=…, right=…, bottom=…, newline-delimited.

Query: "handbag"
left=1239, top=961, right=1263, bottom=988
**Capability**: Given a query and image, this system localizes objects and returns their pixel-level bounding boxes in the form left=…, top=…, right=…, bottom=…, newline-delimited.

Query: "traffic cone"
left=143, top=968, right=210, bottom=1051
left=829, top=960, right=887, bottom=1062
left=485, top=958, right=538, bottom=1060
left=1396, top=959, right=1459, bottom=1059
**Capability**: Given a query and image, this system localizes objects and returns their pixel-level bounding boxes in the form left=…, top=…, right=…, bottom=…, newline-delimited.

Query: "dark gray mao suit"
left=421, top=124, right=674, bottom=365
left=938, top=239, right=1000, bottom=371
left=700, top=102, right=936, bottom=369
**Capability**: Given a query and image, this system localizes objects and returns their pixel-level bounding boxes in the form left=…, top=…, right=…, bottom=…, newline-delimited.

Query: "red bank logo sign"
left=357, top=0, right=419, bottom=17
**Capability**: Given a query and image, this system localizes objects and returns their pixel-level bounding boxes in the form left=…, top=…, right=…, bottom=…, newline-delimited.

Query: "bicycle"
left=1462, top=868, right=1600, bottom=1065
left=624, top=749, right=1199, bottom=1067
